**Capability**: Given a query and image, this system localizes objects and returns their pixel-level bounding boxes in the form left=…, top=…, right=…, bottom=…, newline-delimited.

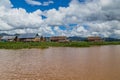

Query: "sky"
left=0, top=0, right=120, bottom=38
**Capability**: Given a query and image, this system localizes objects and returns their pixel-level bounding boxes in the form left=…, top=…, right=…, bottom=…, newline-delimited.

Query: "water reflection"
left=0, top=45, right=120, bottom=80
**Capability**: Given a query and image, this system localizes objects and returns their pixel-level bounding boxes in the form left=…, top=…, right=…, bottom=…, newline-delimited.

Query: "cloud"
left=42, top=1, right=54, bottom=6
left=0, top=0, right=13, bottom=8
left=42, top=0, right=120, bottom=38
left=0, top=0, right=45, bottom=34
left=25, top=0, right=42, bottom=6
left=0, top=8, right=43, bottom=29
left=0, top=0, right=120, bottom=38
left=0, top=19, right=13, bottom=30
left=25, top=0, right=54, bottom=6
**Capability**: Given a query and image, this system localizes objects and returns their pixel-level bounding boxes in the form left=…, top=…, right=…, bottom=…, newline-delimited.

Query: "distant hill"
left=0, top=33, right=9, bottom=36
left=104, top=38, right=120, bottom=41
left=68, top=36, right=120, bottom=41
left=0, top=33, right=15, bottom=37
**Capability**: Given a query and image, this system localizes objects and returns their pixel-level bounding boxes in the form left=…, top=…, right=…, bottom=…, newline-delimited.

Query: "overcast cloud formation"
left=0, top=0, right=120, bottom=38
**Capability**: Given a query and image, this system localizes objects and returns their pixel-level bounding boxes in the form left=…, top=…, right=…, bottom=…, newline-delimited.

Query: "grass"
left=0, top=41, right=120, bottom=49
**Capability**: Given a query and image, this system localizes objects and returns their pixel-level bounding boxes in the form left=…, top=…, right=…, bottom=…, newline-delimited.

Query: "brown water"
left=0, top=45, right=120, bottom=80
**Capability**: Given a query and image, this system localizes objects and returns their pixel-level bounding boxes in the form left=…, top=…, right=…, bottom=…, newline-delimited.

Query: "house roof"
left=18, top=33, right=38, bottom=39
left=1, top=36, right=16, bottom=40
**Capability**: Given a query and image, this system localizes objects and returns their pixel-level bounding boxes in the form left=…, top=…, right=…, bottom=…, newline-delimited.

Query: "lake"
left=0, top=45, right=120, bottom=80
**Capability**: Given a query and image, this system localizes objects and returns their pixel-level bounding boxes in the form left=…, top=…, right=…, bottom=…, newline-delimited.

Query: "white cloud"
left=0, top=19, right=12, bottom=30
left=43, top=8, right=66, bottom=26
left=25, top=0, right=42, bottom=6
left=0, top=0, right=45, bottom=34
left=0, top=0, right=12, bottom=8
left=42, top=1, right=54, bottom=6
left=0, top=8, right=43, bottom=29
left=42, top=0, right=120, bottom=38
left=70, top=25, right=88, bottom=37
left=25, top=0, right=54, bottom=6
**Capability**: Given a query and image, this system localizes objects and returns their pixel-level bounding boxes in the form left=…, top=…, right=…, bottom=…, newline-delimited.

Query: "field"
left=0, top=41, right=120, bottom=49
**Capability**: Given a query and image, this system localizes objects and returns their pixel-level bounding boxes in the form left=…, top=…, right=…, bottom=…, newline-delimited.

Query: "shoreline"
left=0, top=41, right=120, bottom=49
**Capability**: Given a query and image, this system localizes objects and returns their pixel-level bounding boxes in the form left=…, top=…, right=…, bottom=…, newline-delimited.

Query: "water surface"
left=0, top=45, right=120, bottom=80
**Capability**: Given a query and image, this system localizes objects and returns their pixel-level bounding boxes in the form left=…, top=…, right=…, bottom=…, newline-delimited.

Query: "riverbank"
left=0, top=41, right=120, bottom=49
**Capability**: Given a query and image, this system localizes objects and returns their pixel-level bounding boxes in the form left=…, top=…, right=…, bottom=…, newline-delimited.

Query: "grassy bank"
left=0, top=41, right=120, bottom=49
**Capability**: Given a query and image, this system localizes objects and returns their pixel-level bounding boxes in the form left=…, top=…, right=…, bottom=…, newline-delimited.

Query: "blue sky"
left=10, top=0, right=71, bottom=12
left=0, top=0, right=120, bottom=38
left=10, top=0, right=85, bottom=12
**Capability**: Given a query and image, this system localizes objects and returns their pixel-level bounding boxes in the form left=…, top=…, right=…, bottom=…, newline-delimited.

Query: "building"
left=18, top=33, right=41, bottom=42
left=39, top=36, right=46, bottom=42
left=87, top=36, right=103, bottom=42
left=1, top=36, right=17, bottom=42
left=0, top=36, right=2, bottom=40
left=50, top=36, right=69, bottom=42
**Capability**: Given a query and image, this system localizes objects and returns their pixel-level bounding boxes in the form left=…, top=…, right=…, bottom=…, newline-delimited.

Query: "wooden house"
left=18, top=33, right=39, bottom=42
left=18, top=33, right=45, bottom=42
left=39, top=36, right=46, bottom=42
left=87, top=36, right=103, bottom=42
left=0, top=36, right=2, bottom=40
left=50, top=36, right=69, bottom=42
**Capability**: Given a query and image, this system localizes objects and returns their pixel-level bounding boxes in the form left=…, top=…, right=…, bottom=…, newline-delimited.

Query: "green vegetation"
left=0, top=41, right=120, bottom=49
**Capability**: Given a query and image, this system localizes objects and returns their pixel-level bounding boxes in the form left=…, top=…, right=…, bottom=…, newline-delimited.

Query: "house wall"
left=33, top=37, right=40, bottom=42
left=87, top=37, right=103, bottom=42
left=18, top=38, right=34, bottom=42
left=18, top=37, right=46, bottom=42
left=50, top=36, right=68, bottom=42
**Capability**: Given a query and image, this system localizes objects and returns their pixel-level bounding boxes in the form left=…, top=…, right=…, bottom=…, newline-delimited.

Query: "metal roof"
left=1, top=36, right=16, bottom=40
left=18, top=33, right=38, bottom=39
